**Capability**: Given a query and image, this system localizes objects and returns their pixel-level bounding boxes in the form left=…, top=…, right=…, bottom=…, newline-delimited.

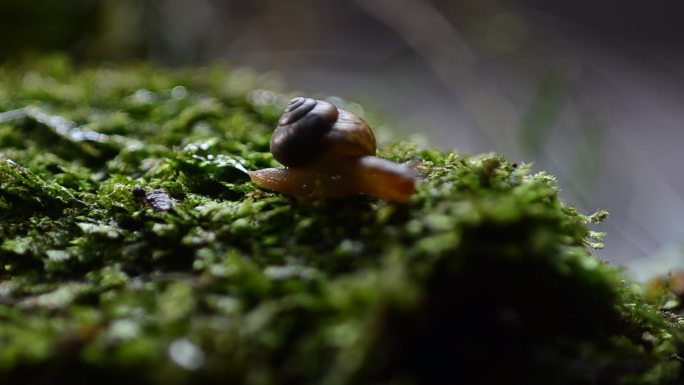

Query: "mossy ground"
left=0, top=56, right=681, bottom=385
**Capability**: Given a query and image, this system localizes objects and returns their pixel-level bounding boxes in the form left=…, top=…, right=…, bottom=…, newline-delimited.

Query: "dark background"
left=1, top=0, right=683, bottom=276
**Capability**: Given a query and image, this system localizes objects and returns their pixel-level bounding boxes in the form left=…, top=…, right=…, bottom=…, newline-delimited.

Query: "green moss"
left=0, top=55, right=681, bottom=385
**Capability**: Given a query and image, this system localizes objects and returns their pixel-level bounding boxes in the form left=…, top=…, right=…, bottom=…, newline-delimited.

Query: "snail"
left=248, top=97, right=417, bottom=203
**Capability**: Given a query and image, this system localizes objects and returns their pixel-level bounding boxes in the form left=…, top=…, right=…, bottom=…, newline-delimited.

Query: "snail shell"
left=270, top=97, right=376, bottom=167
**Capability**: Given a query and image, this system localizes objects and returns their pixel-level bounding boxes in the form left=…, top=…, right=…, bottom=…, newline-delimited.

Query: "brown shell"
left=270, top=97, right=376, bottom=167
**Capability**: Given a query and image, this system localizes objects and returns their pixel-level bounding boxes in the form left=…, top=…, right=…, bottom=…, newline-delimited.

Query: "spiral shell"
left=270, top=97, right=376, bottom=167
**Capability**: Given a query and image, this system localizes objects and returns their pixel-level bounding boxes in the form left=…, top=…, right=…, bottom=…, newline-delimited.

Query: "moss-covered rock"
left=0, top=55, right=681, bottom=385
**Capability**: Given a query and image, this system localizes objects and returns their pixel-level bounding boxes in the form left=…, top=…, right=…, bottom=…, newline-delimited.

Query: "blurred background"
left=1, top=0, right=683, bottom=276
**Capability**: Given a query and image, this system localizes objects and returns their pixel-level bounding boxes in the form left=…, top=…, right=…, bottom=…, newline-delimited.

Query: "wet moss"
left=0, top=55, right=681, bottom=384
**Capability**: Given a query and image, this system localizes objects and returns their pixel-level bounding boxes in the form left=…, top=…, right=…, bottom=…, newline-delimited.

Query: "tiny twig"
left=0, top=107, right=28, bottom=124
left=0, top=106, right=143, bottom=148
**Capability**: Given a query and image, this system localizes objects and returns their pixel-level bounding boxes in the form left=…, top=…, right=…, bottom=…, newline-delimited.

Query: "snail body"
left=248, top=97, right=416, bottom=203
